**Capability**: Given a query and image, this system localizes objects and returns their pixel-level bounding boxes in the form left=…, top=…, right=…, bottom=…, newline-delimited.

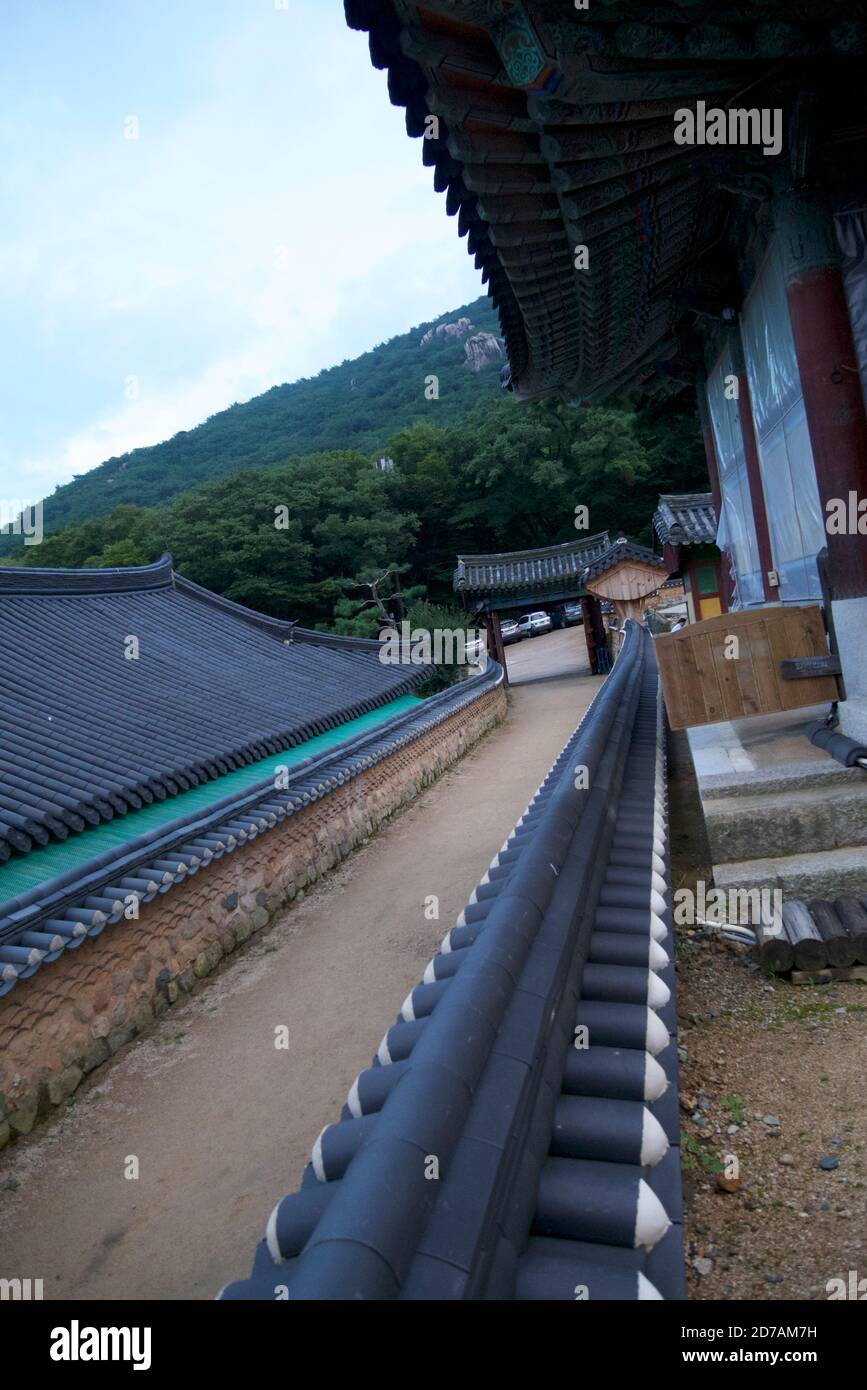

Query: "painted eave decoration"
left=346, top=0, right=864, bottom=403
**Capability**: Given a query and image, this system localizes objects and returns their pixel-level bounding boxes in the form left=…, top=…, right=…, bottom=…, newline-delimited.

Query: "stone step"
left=702, top=781, right=867, bottom=863
left=714, top=844, right=867, bottom=901
left=699, top=758, right=862, bottom=801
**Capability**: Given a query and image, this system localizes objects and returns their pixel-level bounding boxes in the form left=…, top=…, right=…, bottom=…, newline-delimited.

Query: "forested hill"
left=9, top=389, right=710, bottom=633
left=4, top=296, right=504, bottom=551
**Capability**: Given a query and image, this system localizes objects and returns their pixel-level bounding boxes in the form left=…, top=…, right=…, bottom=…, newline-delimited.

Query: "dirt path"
left=0, top=629, right=599, bottom=1301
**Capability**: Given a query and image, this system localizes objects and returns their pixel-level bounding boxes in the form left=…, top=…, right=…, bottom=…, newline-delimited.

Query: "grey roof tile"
left=0, top=555, right=428, bottom=863
left=0, top=661, right=502, bottom=991
left=652, top=493, right=717, bottom=549
left=454, top=532, right=611, bottom=595
left=581, top=538, right=668, bottom=582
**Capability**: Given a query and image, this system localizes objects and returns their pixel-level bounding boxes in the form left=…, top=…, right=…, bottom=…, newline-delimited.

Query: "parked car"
left=561, top=601, right=583, bottom=627
left=517, top=610, right=553, bottom=638
left=500, top=617, right=522, bottom=645
left=656, top=601, right=688, bottom=629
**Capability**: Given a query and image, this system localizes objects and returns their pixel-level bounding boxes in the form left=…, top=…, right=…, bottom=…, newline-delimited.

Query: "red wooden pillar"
left=776, top=189, right=867, bottom=602
left=725, top=328, right=776, bottom=602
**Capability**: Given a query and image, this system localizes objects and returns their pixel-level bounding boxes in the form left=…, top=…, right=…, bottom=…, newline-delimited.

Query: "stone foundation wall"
left=0, top=685, right=506, bottom=1148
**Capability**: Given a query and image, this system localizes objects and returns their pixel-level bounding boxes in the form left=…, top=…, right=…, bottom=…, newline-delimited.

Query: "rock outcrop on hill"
left=419, top=316, right=474, bottom=345
left=463, top=331, right=506, bottom=372
left=0, top=294, right=505, bottom=556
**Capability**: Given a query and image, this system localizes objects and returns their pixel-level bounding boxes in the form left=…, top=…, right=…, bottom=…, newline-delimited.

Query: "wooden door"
left=685, top=556, right=726, bottom=621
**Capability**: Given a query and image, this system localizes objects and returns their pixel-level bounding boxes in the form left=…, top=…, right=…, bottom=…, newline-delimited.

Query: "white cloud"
left=0, top=2, right=485, bottom=499
left=20, top=335, right=305, bottom=493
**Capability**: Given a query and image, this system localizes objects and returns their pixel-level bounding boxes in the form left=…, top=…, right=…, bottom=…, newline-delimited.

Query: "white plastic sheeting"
left=705, top=346, right=764, bottom=608
left=740, top=240, right=824, bottom=602
left=836, top=205, right=867, bottom=411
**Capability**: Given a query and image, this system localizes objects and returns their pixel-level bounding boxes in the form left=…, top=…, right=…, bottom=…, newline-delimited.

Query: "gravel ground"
left=668, top=728, right=867, bottom=1302
left=678, top=938, right=867, bottom=1300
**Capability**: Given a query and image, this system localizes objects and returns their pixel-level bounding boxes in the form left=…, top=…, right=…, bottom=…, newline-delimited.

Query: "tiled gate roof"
left=454, top=532, right=610, bottom=595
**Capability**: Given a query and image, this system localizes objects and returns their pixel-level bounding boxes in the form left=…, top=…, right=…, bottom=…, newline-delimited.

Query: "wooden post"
left=581, top=597, right=597, bottom=673
left=809, top=900, right=856, bottom=969
left=782, top=900, right=827, bottom=972
left=591, top=597, right=609, bottom=672
left=834, top=898, right=867, bottom=964
left=582, top=596, right=609, bottom=673
left=488, top=608, right=509, bottom=685
left=776, top=188, right=867, bottom=602
left=756, top=923, right=794, bottom=975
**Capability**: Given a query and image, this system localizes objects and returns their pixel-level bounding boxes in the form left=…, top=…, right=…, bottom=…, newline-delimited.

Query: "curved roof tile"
left=581, top=537, right=667, bottom=582
left=0, top=558, right=430, bottom=863
left=652, top=492, right=717, bottom=548
left=454, top=531, right=610, bottom=594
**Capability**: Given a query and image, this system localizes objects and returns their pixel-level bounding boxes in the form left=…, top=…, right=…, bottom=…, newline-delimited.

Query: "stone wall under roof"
left=0, top=684, right=506, bottom=1147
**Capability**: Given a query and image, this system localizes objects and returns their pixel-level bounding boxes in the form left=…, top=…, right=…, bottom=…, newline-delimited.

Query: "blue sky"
left=0, top=0, right=483, bottom=501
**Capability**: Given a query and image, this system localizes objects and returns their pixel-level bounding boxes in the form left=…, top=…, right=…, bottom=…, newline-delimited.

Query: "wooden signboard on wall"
left=655, top=604, right=838, bottom=730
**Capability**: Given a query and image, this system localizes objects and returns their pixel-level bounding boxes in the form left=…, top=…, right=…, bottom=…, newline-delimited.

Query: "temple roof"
left=346, top=0, right=864, bottom=402
left=582, top=537, right=667, bottom=582
left=0, top=556, right=428, bottom=864
left=454, top=531, right=610, bottom=595
left=652, top=492, right=717, bottom=548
